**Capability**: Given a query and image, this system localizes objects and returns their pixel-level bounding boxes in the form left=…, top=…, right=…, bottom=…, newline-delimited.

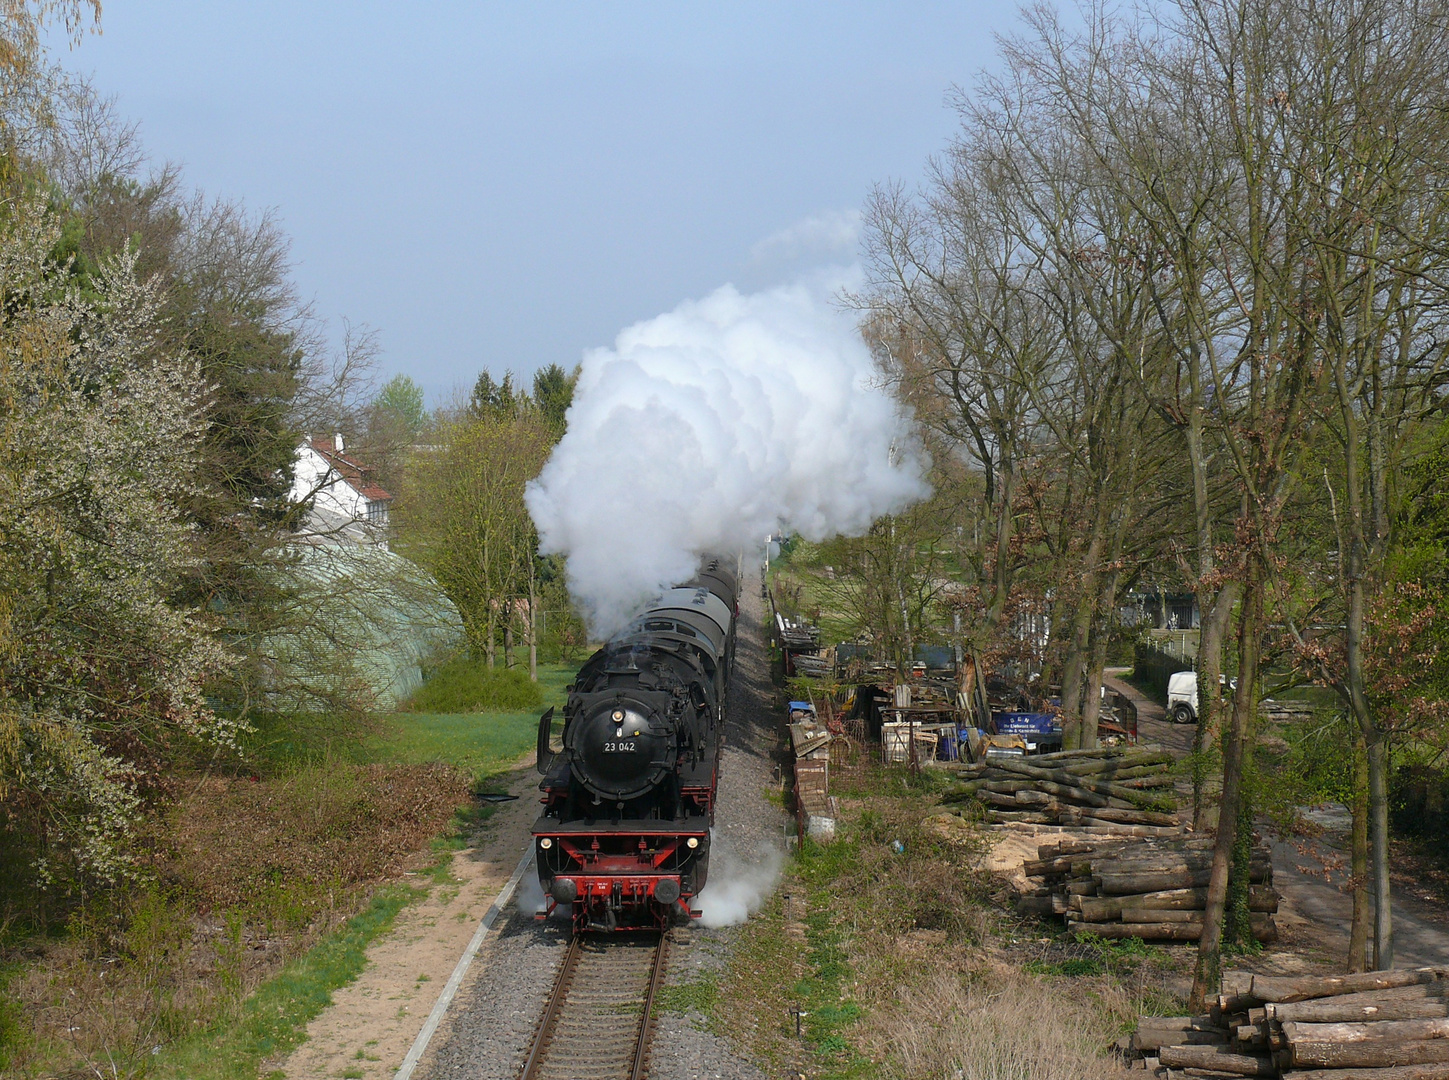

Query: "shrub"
left=402, top=656, right=544, bottom=713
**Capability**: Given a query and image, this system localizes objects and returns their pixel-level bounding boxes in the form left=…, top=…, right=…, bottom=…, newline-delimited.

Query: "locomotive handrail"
left=535, top=707, right=556, bottom=774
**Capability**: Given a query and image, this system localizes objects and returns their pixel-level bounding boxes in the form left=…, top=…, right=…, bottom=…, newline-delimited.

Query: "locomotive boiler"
left=533, top=556, right=738, bottom=931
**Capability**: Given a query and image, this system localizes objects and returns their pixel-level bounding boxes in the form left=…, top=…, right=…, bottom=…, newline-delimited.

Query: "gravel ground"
left=417, top=571, right=786, bottom=1080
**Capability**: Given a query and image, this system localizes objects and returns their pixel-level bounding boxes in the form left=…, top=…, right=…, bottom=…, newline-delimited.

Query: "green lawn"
left=368, top=661, right=577, bottom=781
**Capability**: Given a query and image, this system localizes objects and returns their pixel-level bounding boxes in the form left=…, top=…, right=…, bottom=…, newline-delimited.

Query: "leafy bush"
left=402, top=656, right=544, bottom=713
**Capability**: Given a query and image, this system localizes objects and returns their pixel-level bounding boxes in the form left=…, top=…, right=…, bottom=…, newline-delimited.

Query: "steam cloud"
left=694, top=830, right=785, bottom=928
left=514, top=866, right=546, bottom=915
left=525, top=278, right=929, bottom=634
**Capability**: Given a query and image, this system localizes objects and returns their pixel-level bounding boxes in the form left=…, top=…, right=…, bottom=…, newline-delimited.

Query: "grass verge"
left=1, top=658, right=581, bottom=1078
left=152, top=880, right=425, bottom=1080
left=715, top=755, right=1183, bottom=1079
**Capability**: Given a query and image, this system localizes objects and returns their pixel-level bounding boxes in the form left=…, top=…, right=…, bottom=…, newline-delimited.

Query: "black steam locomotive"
left=533, top=557, right=738, bottom=931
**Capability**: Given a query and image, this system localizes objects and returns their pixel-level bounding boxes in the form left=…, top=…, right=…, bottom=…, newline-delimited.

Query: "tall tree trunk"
left=1192, top=559, right=1263, bottom=1012
left=505, top=621, right=515, bottom=668
left=1368, top=731, right=1393, bottom=968
left=528, top=561, right=538, bottom=683
left=1062, top=523, right=1105, bottom=749
left=1349, top=728, right=1370, bottom=972
left=1344, top=507, right=1392, bottom=968
left=1060, top=591, right=1093, bottom=750
left=1080, top=565, right=1125, bottom=752
left=1079, top=621, right=1107, bottom=751
left=485, top=607, right=496, bottom=668
left=1193, top=583, right=1240, bottom=830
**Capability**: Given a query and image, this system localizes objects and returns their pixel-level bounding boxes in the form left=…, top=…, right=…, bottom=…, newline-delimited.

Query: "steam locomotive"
left=533, top=556, right=739, bottom=931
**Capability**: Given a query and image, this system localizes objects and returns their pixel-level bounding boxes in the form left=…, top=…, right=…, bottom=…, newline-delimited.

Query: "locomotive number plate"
left=603, top=741, right=637, bottom=752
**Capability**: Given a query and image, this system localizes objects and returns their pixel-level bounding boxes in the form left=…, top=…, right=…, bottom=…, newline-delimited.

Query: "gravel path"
left=417, top=571, right=785, bottom=1080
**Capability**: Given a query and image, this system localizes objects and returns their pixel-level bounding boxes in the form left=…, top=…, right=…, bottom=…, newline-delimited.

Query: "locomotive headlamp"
left=539, top=837, right=553, bottom=849
left=612, top=709, right=625, bottom=722
left=686, top=837, right=700, bottom=849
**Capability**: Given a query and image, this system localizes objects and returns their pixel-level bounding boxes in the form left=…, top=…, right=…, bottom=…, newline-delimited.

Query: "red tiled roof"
left=309, top=437, right=392, bottom=502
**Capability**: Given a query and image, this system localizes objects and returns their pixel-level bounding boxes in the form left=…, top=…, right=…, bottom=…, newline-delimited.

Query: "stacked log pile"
left=1016, top=836, right=1280, bottom=943
left=941, top=747, right=1180, bottom=832
left=1133, top=968, right=1449, bottom=1077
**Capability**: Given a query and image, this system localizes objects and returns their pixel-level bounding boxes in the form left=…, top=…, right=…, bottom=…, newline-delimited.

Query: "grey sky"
left=59, top=2, right=1015, bottom=404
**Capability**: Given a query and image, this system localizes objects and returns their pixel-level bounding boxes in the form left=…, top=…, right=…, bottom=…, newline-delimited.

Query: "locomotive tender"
left=533, top=556, right=739, bottom=931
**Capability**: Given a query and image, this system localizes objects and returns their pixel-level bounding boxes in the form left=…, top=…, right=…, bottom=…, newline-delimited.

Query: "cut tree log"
left=944, top=779, right=1035, bottom=798
left=1282, top=1017, right=1449, bottom=1045
left=1122, top=908, right=1201, bottom=923
left=1067, top=915, right=1277, bottom=942
left=1132, top=1014, right=1226, bottom=1033
left=1290, top=1038, right=1449, bottom=1070
left=1093, top=851, right=1270, bottom=871
left=1097, top=865, right=1270, bottom=894
left=1251, top=968, right=1448, bottom=1004
left=1053, top=806, right=1179, bottom=826
left=1014, top=789, right=1057, bottom=805
left=1059, top=753, right=1174, bottom=775
left=982, top=757, right=1174, bottom=807
left=1133, top=839, right=1221, bottom=855
left=1117, top=774, right=1176, bottom=789
left=1287, top=1064, right=1449, bottom=1080
left=1021, top=854, right=1089, bottom=876
left=1069, top=919, right=1207, bottom=940
left=982, top=810, right=1056, bottom=823
left=1031, top=747, right=1128, bottom=762
left=1269, top=986, right=1448, bottom=1024
left=1157, top=1044, right=1275, bottom=1076
left=1056, top=821, right=1186, bottom=836
left=1078, top=886, right=1278, bottom=915
left=1055, top=815, right=1184, bottom=835
left=977, top=790, right=1025, bottom=808
left=1133, top=1026, right=1232, bottom=1051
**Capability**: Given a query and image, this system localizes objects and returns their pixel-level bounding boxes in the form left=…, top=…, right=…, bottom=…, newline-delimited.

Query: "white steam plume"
left=514, top=867, right=546, bottom=916
left=694, top=830, right=785, bottom=928
left=525, top=278, right=929, bottom=634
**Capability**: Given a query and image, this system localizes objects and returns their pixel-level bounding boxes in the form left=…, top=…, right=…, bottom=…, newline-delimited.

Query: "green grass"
left=152, top=660, right=583, bottom=1075
left=371, top=710, right=542, bottom=779
left=657, top=973, right=720, bottom=1020
left=369, top=661, right=576, bottom=781
left=152, top=880, right=424, bottom=1080
left=402, top=655, right=546, bottom=712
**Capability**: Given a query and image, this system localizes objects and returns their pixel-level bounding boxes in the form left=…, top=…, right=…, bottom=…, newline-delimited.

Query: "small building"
left=1121, top=589, right=1200, bottom=630
left=291, top=433, right=393, bottom=546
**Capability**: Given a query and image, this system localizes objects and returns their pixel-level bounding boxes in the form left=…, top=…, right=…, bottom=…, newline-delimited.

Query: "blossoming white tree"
left=0, top=195, right=235, bottom=884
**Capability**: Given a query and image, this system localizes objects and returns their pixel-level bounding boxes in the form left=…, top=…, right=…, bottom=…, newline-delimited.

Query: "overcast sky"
left=56, top=2, right=1019, bottom=404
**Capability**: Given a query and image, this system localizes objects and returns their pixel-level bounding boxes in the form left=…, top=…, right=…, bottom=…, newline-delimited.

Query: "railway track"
left=518, top=931, right=668, bottom=1080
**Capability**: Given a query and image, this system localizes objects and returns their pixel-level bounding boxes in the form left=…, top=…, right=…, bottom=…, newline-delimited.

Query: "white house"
left=291, top=433, right=393, bottom=545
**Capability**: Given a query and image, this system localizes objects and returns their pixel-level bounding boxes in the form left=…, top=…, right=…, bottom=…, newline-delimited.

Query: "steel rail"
left=518, top=935, right=583, bottom=1080
left=518, top=932, right=666, bottom=1080
left=629, top=933, right=669, bottom=1080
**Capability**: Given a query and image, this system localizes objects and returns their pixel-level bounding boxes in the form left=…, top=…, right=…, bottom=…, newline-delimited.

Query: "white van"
left=1166, top=671, right=1199, bottom=723
left=1166, top=671, right=1235, bottom=724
